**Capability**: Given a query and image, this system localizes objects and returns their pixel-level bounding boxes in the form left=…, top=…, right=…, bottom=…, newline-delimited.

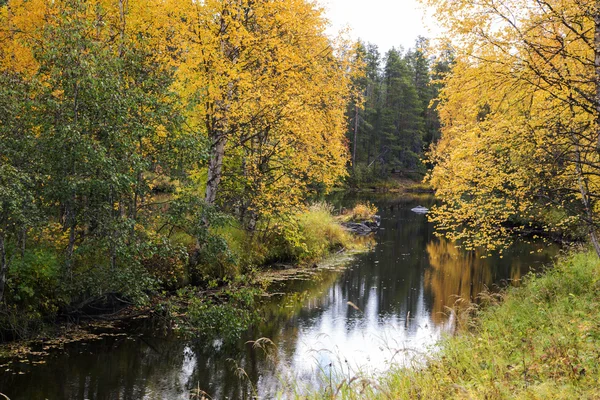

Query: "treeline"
left=0, top=0, right=355, bottom=337
left=346, top=38, right=451, bottom=184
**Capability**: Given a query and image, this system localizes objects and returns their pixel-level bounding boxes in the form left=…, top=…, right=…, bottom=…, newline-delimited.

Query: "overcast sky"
left=319, top=0, right=437, bottom=54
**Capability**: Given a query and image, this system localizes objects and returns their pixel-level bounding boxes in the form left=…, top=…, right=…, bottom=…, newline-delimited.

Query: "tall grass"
left=216, top=202, right=366, bottom=269
left=294, top=202, right=355, bottom=262
left=299, top=249, right=600, bottom=399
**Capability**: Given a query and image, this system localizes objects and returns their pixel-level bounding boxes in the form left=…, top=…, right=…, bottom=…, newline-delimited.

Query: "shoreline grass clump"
left=238, top=202, right=376, bottom=267
left=301, top=249, right=600, bottom=399
left=339, top=202, right=379, bottom=223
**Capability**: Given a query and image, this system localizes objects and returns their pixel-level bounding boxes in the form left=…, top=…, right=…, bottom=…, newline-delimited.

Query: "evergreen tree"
left=346, top=38, right=446, bottom=183
left=381, top=48, right=423, bottom=171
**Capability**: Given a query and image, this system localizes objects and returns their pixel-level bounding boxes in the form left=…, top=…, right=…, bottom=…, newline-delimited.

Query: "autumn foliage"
left=425, top=0, right=600, bottom=254
left=0, top=0, right=356, bottom=332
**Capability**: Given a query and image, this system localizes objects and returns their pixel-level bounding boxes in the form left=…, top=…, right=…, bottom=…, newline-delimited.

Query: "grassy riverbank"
left=306, top=249, right=600, bottom=399
left=0, top=201, right=376, bottom=354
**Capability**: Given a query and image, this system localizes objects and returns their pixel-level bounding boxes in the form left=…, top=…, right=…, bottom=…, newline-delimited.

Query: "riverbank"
left=1, top=195, right=561, bottom=399
left=305, top=248, right=600, bottom=399
left=346, top=176, right=433, bottom=194
left=0, top=201, right=378, bottom=357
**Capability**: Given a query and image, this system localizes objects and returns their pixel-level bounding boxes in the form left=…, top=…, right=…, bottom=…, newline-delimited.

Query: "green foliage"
left=68, top=235, right=162, bottom=305
left=0, top=72, right=39, bottom=304
left=163, top=192, right=239, bottom=282
left=6, top=247, right=61, bottom=310
left=348, top=38, right=448, bottom=181
left=0, top=0, right=192, bottom=336
left=346, top=164, right=379, bottom=187
left=260, top=203, right=355, bottom=264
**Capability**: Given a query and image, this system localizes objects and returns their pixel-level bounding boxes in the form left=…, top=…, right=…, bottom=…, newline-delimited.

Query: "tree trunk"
left=353, top=104, right=359, bottom=171
left=571, top=128, right=600, bottom=258
left=205, top=133, right=227, bottom=205
left=591, top=2, right=600, bottom=258
left=0, top=235, right=7, bottom=303
left=66, top=224, right=76, bottom=277
left=118, top=0, right=127, bottom=57
left=595, top=1, right=600, bottom=152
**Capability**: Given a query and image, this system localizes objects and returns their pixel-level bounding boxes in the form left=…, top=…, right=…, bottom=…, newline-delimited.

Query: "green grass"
left=294, top=202, right=356, bottom=262
left=300, top=249, right=600, bottom=399
left=221, top=202, right=365, bottom=268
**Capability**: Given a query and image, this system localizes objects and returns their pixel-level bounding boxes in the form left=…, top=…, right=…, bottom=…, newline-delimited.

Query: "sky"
left=319, top=0, right=437, bottom=54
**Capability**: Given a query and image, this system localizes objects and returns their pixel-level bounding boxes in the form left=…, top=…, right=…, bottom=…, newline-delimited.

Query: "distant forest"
left=346, top=38, right=453, bottom=183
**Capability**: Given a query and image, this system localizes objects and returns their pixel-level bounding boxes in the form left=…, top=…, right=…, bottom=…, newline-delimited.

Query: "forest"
left=0, top=0, right=443, bottom=340
left=2, top=0, right=600, bottom=398
left=346, top=38, right=451, bottom=184
left=0, top=0, right=352, bottom=337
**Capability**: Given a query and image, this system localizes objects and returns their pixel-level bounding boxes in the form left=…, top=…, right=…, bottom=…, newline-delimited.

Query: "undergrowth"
left=227, top=202, right=371, bottom=267
left=161, top=284, right=261, bottom=344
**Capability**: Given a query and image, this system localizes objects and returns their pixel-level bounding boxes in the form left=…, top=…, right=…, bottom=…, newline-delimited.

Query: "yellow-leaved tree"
left=424, top=0, right=600, bottom=257
left=169, top=0, right=353, bottom=230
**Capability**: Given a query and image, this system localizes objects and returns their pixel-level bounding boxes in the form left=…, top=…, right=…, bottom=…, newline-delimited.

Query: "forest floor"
left=302, top=247, right=600, bottom=399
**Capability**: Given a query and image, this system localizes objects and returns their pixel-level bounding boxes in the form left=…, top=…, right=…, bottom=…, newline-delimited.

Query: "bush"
left=172, top=286, right=260, bottom=343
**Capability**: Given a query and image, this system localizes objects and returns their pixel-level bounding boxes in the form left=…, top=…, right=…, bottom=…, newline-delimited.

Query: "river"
left=0, top=194, right=557, bottom=399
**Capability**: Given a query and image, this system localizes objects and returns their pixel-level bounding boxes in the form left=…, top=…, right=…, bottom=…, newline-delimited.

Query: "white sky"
left=319, top=0, right=438, bottom=54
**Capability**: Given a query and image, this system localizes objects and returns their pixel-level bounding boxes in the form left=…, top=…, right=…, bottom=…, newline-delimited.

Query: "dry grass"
left=339, top=202, right=378, bottom=222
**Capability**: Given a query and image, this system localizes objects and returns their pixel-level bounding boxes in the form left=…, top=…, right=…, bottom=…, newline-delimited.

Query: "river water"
left=0, top=194, right=557, bottom=399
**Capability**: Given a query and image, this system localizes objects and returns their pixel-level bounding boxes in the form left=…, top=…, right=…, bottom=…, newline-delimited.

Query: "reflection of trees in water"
left=2, top=336, right=191, bottom=399
left=424, top=238, right=525, bottom=325
left=2, top=332, right=267, bottom=399
left=4, top=196, right=558, bottom=399
left=2, top=267, right=357, bottom=400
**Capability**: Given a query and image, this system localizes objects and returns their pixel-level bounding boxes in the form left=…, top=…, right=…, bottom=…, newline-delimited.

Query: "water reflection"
left=0, top=194, right=557, bottom=399
left=425, top=238, right=551, bottom=325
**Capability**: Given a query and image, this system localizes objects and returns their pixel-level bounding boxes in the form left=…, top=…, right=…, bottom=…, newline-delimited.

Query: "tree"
left=173, top=0, right=353, bottom=230
left=0, top=0, right=187, bottom=303
left=381, top=48, right=424, bottom=171
left=406, top=36, right=440, bottom=147
left=424, top=0, right=600, bottom=255
left=0, top=73, right=37, bottom=303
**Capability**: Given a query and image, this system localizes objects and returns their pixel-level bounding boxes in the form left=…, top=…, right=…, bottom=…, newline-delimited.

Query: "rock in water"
left=341, top=222, right=373, bottom=235
left=411, top=206, right=429, bottom=214
left=341, top=215, right=380, bottom=235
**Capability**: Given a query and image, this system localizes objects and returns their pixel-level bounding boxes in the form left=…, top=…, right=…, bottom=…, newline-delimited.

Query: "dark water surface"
left=0, top=194, right=557, bottom=399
